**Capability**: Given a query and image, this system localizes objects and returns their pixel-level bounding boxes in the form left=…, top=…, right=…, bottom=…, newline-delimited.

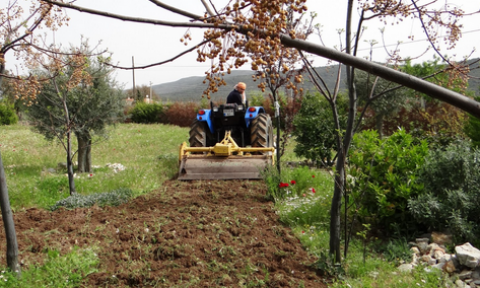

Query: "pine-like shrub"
left=0, top=102, right=18, bottom=125
left=408, top=140, right=480, bottom=244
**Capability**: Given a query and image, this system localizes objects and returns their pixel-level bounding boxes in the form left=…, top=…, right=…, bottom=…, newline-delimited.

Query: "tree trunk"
left=76, top=131, right=92, bottom=173
left=66, top=130, right=76, bottom=195
left=376, top=114, right=384, bottom=139
left=273, top=92, right=281, bottom=174
left=77, top=133, right=87, bottom=173
left=329, top=162, right=344, bottom=263
left=0, top=152, right=21, bottom=277
left=328, top=0, right=357, bottom=263
left=86, top=138, right=92, bottom=173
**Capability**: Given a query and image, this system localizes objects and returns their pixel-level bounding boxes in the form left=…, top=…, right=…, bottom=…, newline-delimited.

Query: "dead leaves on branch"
left=1, top=0, right=70, bottom=103
left=195, top=0, right=309, bottom=98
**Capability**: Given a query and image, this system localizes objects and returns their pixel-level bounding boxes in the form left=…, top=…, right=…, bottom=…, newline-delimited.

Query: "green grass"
left=0, top=123, right=187, bottom=210
left=0, top=247, right=99, bottom=288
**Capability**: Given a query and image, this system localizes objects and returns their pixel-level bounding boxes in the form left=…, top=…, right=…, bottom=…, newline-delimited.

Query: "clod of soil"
left=0, top=180, right=328, bottom=287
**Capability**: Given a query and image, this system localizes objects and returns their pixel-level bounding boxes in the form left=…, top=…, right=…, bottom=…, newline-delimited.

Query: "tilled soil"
left=0, top=180, right=328, bottom=287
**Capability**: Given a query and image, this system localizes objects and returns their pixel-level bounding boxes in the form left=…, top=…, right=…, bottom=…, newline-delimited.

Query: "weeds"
left=0, top=247, right=98, bottom=288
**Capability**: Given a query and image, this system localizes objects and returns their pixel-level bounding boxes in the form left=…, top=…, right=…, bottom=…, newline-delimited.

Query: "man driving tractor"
left=226, top=82, right=247, bottom=105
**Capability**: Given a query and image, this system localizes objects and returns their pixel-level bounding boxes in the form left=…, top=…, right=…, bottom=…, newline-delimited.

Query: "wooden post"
left=132, top=56, right=136, bottom=101
left=0, top=152, right=20, bottom=277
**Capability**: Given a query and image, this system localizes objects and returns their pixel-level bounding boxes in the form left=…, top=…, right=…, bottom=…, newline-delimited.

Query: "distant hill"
left=152, top=61, right=480, bottom=102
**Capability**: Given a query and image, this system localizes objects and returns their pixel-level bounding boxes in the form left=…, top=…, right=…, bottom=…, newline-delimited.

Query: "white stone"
left=432, top=262, right=446, bottom=270
left=435, top=249, right=446, bottom=259
left=439, top=254, right=453, bottom=264
left=428, top=243, right=441, bottom=256
left=455, top=279, right=466, bottom=288
left=455, top=243, right=480, bottom=269
left=398, top=263, right=414, bottom=272
left=458, top=270, right=473, bottom=280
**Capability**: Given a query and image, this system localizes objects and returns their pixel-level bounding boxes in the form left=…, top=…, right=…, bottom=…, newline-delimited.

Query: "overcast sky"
left=7, top=0, right=480, bottom=89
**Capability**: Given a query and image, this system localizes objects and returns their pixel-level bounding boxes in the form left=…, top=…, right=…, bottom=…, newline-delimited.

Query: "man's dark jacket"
left=226, top=89, right=243, bottom=105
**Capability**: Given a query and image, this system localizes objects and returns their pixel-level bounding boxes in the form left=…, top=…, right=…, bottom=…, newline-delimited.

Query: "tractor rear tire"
left=189, top=121, right=212, bottom=152
left=250, top=113, right=273, bottom=154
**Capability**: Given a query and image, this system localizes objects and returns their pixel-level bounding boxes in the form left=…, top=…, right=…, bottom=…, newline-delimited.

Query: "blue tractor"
left=178, top=102, right=274, bottom=180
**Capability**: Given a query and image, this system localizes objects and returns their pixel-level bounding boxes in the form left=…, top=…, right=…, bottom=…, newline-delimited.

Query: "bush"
left=347, top=129, right=429, bottom=236
left=292, top=92, right=348, bottom=167
left=129, top=102, right=164, bottom=124
left=50, top=188, right=133, bottom=210
left=408, top=140, right=480, bottom=244
left=0, top=102, right=18, bottom=125
left=163, top=101, right=199, bottom=127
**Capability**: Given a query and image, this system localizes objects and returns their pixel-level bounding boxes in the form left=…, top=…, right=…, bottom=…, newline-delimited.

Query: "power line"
left=357, top=28, right=480, bottom=51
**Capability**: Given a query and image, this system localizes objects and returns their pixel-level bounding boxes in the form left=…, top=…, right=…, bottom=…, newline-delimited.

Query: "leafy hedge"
left=347, top=129, right=429, bottom=236
left=129, top=102, right=164, bottom=124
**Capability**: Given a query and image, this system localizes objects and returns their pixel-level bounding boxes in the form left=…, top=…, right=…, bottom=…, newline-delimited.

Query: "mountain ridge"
left=152, top=62, right=480, bottom=102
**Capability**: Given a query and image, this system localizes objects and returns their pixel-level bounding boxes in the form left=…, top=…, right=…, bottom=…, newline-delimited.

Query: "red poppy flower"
left=312, top=175, right=315, bottom=178
left=290, top=180, right=296, bottom=185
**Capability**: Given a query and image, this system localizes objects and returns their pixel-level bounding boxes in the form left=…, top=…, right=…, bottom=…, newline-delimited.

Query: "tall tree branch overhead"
left=41, top=0, right=480, bottom=118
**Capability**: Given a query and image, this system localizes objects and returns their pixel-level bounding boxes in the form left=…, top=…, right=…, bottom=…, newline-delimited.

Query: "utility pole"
left=149, top=81, right=152, bottom=101
left=132, top=56, right=136, bottom=101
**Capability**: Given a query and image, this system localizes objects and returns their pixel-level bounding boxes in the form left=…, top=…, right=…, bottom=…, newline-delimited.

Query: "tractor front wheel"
left=250, top=113, right=273, bottom=154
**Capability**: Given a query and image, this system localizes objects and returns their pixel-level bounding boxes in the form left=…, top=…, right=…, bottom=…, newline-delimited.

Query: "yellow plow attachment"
left=178, top=131, right=275, bottom=180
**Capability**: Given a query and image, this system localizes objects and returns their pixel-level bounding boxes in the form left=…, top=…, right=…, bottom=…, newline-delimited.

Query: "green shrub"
left=249, top=91, right=266, bottom=107
left=348, top=129, right=429, bottom=236
left=292, top=92, right=348, bottom=167
left=50, top=188, right=133, bottom=210
left=0, top=102, right=18, bottom=125
left=408, top=140, right=480, bottom=244
left=129, top=102, right=164, bottom=123
left=410, top=129, right=465, bottom=151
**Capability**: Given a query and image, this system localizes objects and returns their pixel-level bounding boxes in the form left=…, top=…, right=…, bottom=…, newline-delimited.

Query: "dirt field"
left=0, top=180, right=329, bottom=287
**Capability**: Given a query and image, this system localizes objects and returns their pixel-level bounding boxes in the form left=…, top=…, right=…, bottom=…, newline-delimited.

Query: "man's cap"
left=237, top=82, right=246, bottom=90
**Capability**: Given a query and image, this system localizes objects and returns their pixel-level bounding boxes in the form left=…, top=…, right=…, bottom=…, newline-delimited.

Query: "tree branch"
left=280, top=35, right=480, bottom=118
left=148, top=0, right=205, bottom=21
left=103, top=39, right=209, bottom=70
left=41, top=0, right=225, bottom=28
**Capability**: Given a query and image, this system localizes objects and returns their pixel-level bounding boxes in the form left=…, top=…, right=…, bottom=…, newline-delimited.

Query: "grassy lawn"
left=0, top=123, right=188, bottom=210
